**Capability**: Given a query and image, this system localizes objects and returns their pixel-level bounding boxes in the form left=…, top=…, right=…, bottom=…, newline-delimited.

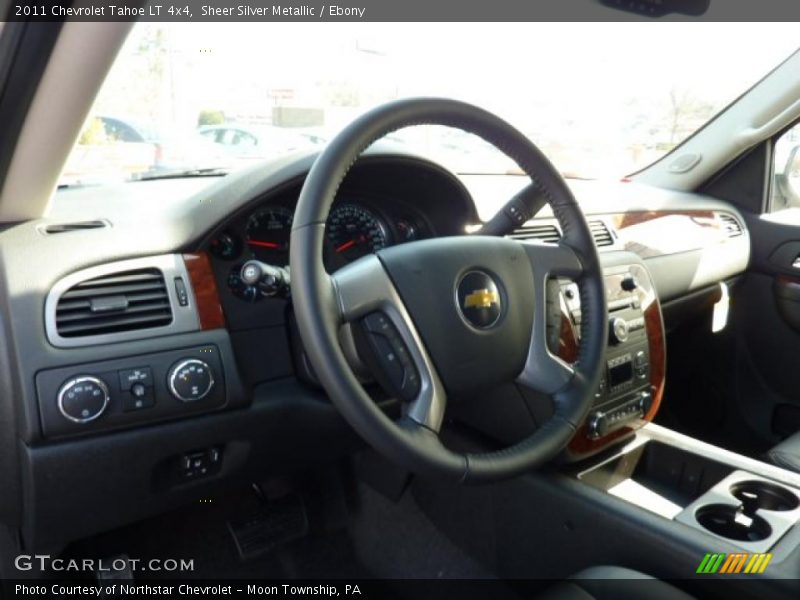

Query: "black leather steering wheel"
left=290, top=98, right=607, bottom=483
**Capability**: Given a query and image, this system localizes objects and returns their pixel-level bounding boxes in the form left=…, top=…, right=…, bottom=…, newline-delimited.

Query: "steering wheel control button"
left=168, top=359, right=215, bottom=402
left=505, top=201, right=531, bottom=226
left=360, top=312, right=421, bottom=402
left=456, top=270, right=503, bottom=330
left=57, top=376, right=110, bottom=424
left=118, top=367, right=153, bottom=391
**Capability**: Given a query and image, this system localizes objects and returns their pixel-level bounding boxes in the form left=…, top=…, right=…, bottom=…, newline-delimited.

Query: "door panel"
left=736, top=208, right=800, bottom=442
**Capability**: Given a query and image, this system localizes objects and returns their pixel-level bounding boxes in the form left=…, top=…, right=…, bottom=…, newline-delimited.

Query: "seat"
left=538, top=566, right=695, bottom=600
left=766, top=431, right=800, bottom=473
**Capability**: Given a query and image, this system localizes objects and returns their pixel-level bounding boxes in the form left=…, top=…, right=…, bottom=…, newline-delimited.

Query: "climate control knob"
left=57, top=376, right=110, bottom=423
left=168, top=359, right=215, bottom=402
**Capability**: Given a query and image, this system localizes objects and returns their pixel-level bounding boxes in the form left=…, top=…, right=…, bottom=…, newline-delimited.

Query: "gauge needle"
left=335, top=240, right=357, bottom=253
left=248, top=240, right=282, bottom=249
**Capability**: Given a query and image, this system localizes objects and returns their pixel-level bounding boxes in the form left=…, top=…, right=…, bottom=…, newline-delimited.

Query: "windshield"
left=59, top=23, right=798, bottom=187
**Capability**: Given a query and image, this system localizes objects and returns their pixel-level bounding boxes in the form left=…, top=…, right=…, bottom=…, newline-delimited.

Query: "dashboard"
left=0, top=148, right=750, bottom=553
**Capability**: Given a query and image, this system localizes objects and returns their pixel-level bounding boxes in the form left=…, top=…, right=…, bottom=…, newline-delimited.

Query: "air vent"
left=718, top=213, right=743, bottom=238
left=43, top=220, right=108, bottom=234
left=508, top=223, right=561, bottom=243
left=588, top=219, right=614, bottom=247
left=55, top=268, right=172, bottom=337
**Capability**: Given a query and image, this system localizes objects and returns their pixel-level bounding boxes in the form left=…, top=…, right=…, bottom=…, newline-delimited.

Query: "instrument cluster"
left=209, top=199, right=430, bottom=302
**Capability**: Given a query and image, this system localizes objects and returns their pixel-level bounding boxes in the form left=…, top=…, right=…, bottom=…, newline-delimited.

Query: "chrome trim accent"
left=675, top=470, right=800, bottom=554
left=57, top=376, right=110, bottom=424
left=516, top=241, right=581, bottom=394
left=44, top=254, right=201, bottom=348
left=331, top=255, right=447, bottom=432
left=576, top=423, right=800, bottom=552
left=168, top=359, right=215, bottom=402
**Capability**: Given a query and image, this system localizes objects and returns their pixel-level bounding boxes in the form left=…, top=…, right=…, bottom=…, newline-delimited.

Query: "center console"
left=575, top=424, right=800, bottom=561
left=559, top=255, right=800, bottom=575
left=560, top=252, right=666, bottom=459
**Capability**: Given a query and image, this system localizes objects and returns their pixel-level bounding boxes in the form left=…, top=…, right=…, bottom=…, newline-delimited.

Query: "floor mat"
left=62, top=485, right=369, bottom=579
left=60, top=476, right=493, bottom=580
left=350, top=482, right=495, bottom=579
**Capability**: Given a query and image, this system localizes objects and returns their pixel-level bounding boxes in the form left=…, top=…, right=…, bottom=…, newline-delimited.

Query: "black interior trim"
left=699, top=142, right=769, bottom=215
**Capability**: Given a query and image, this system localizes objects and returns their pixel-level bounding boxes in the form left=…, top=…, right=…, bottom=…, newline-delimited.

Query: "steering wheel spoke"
left=330, top=255, right=448, bottom=433
left=517, top=241, right=584, bottom=395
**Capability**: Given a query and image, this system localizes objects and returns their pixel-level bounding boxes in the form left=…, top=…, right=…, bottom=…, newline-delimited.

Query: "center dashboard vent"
left=508, top=219, right=615, bottom=247
left=717, top=213, right=744, bottom=238
left=55, top=268, right=173, bottom=338
left=588, top=219, right=614, bottom=247
left=508, top=223, right=562, bottom=243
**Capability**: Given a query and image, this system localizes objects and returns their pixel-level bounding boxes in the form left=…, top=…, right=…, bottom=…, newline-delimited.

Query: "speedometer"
left=327, top=204, right=389, bottom=263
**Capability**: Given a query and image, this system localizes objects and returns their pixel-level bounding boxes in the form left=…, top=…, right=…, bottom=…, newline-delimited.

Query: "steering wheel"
left=290, top=98, right=607, bottom=483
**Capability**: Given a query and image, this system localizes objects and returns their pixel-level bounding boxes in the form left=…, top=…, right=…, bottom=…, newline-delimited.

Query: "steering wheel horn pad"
left=378, top=236, right=534, bottom=397
left=290, top=98, right=607, bottom=483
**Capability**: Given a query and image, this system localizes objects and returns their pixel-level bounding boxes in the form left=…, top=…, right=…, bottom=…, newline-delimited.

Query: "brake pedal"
left=227, top=493, right=309, bottom=560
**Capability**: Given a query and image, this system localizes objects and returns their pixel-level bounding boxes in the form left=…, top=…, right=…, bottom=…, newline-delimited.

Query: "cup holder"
left=731, top=480, right=800, bottom=513
left=695, top=504, right=772, bottom=542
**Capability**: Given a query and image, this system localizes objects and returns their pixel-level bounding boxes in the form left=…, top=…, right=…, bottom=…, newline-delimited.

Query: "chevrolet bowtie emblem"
left=457, top=271, right=504, bottom=329
left=464, top=288, right=499, bottom=309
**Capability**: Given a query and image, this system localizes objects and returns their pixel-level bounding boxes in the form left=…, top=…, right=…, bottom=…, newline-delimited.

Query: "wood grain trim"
left=643, top=294, right=666, bottom=422
left=183, top=252, right=225, bottom=331
left=610, top=210, right=716, bottom=231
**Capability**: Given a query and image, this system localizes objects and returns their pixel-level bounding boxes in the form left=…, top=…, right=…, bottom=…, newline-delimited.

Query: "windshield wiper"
left=135, top=167, right=231, bottom=181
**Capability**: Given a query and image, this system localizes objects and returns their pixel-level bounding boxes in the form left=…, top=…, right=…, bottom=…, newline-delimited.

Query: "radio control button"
left=588, top=411, right=609, bottom=439
left=621, top=275, right=638, bottom=292
left=609, top=317, right=629, bottom=344
left=639, top=391, right=654, bottom=414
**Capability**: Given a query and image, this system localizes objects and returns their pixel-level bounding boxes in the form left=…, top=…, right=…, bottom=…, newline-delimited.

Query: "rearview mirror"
left=599, top=0, right=710, bottom=17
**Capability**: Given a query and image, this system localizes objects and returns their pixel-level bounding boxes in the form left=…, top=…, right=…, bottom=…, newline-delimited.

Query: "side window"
left=772, top=123, right=800, bottom=211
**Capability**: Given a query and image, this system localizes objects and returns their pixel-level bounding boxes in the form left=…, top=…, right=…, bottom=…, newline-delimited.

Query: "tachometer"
left=245, top=207, right=293, bottom=265
left=327, top=204, right=389, bottom=263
